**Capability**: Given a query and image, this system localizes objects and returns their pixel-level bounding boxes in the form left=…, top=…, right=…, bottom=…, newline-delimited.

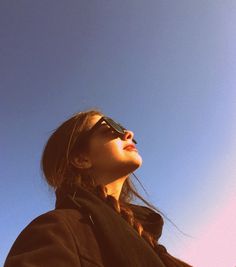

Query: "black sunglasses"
left=76, top=116, right=137, bottom=146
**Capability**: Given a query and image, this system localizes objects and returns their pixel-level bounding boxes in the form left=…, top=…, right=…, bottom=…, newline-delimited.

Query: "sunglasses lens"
left=106, top=118, right=126, bottom=134
left=105, top=117, right=137, bottom=144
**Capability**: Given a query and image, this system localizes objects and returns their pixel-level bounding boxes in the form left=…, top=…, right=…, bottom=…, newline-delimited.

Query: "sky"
left=1, top=1, right=236, bottom=266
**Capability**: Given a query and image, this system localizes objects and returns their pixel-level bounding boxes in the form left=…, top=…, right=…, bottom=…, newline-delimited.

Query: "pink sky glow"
left=180, top=194, right=236, bottom=267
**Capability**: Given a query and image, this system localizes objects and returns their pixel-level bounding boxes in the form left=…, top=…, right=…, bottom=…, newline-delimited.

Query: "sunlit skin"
left=73, top=115, right=142, bottom=200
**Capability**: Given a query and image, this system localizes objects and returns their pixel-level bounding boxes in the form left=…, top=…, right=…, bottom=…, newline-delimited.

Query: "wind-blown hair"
left=41, top=108, right=152, bottom=205
left=41, top=108, right=192, bottom=267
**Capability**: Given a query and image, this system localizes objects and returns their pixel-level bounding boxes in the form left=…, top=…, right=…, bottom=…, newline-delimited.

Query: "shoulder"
left=28, top=208, right=87, bottom=227
left=19, top=207, right=95, bottom=248
left=7, top=208, right=88, bottom=252
left=14, top=208, right=87, bottom=239
left=5, top=208, right=104, bottom=267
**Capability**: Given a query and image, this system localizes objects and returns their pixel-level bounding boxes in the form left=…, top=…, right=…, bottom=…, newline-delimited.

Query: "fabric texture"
left=4, top=208, right=104, bottom=267
left=55, top=184, right=192, bottom=267
left=56, top=185, right=166, bottom=267
left=4, top=184, right=193, bottom=267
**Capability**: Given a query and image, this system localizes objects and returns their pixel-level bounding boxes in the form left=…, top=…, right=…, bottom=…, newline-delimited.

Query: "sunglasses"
left=76, top=116, right=137, bottom=146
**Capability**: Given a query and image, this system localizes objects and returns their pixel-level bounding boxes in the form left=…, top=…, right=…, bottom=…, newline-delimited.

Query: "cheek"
left=88, top=137, right=142, bottom=173
left=89, top=140, right=124, bottom=165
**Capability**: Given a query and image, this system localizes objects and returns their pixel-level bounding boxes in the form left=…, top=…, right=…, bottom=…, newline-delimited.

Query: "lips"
left=124, top=144, right=137, bottom=150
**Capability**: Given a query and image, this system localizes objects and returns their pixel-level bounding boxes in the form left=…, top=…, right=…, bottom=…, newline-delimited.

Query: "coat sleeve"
left=4, top=211, right=82, bottom=267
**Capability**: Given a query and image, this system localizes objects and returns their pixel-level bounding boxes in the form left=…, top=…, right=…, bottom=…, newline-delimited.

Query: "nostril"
left=122, top=130, right=137, bottom=144
left=124, top=130, right=133, bottom=140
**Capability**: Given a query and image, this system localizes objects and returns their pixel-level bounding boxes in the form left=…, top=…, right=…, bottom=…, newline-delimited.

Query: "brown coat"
left=4, top=190, right=191, bottom=267
left=4, top=208, right=107, bottom=267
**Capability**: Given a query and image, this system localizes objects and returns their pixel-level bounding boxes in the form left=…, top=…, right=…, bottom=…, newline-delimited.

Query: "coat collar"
left=127, top=203, right=164, bottom=240
left=56, top=185, right=164, bottom=241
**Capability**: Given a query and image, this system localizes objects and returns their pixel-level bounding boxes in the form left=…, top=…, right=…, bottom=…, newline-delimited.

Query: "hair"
left=41, top=108, right=156, bottom=205
left=41, top=108, right=192, bottom=267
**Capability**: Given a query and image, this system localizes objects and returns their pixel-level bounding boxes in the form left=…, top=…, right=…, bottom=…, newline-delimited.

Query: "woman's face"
left=85, top=115, right=142, bottom=181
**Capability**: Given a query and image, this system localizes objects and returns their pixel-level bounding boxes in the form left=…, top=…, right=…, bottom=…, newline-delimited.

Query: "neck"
left=94, top=175, right=128, bottom=200
left=105, top=176, right=127, bottom=200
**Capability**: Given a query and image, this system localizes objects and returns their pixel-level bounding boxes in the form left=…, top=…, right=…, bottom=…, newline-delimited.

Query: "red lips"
left=123, top=144, right=137, bottom=150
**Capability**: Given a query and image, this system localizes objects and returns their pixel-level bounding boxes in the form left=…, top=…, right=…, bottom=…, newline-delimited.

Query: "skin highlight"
left=72, top=115, right=142, bottom=200
left=40, top=110, right=193, bottom=266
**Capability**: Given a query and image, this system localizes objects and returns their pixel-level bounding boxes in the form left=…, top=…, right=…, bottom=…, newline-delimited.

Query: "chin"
left=114, top=157, right=142, bottom=177
left=134, top=153, right=143, bottom=166
left=129, top=155, right=143, bottom=171
left=133, top=160, right=142, bottom=170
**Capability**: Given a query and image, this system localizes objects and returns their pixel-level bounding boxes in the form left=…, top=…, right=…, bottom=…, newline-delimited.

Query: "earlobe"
left=71, top=155, right=92, bottom=169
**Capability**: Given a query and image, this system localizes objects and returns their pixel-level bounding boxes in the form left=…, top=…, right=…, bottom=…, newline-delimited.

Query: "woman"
left=4, top=109, right=193, bottom=267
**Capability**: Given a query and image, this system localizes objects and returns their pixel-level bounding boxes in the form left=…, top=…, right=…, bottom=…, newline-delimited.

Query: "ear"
left=71, top=154, right=92, bottom=169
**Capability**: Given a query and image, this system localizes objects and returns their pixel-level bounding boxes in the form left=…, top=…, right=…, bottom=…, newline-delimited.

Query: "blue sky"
left=1, top=1, right=236, bottom=266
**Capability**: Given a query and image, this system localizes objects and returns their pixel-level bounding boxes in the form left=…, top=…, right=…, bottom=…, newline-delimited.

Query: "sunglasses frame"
left=75, top=116, right=137, bottom=147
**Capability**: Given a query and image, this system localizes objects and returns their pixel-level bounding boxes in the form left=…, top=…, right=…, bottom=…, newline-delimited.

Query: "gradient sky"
left=1, top=1, right=236, bottom=266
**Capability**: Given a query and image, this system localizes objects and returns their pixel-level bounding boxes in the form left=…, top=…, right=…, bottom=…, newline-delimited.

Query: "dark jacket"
left=4, top=191, right=189, bottom=267
left=4, top=207, right=105, bottom=267
left=4, top=197, right=164, bottom=267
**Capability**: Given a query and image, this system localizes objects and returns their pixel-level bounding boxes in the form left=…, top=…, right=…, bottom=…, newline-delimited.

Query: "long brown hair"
left=41, top=108, right=154, bottom=205
left=41, top=108, right=192, bottom=267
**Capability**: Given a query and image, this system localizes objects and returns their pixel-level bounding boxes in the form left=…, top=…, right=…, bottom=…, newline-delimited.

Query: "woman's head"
left=76, top=114, right=142, bottom=186
left=41, top=109, right=191, bottom=267
left=41, top=109, right=142, bottom=195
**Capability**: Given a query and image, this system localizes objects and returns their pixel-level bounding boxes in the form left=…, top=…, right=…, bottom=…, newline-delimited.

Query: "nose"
left=122, top=130, right=136, bottom=144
